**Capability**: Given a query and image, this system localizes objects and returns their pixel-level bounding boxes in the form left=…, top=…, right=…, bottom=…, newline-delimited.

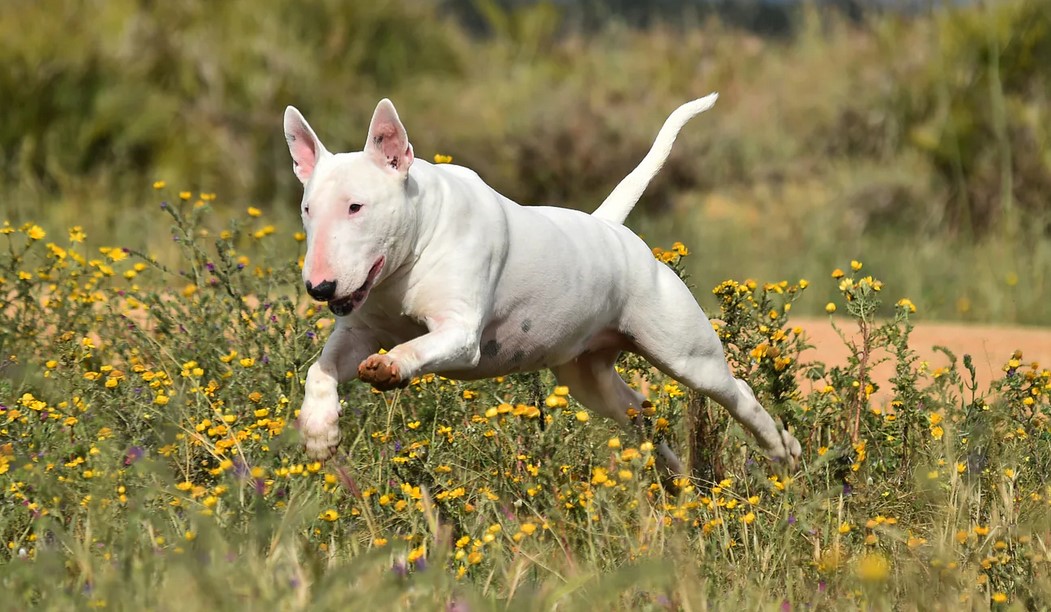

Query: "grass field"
left=1, top=196, right=1049, bottom=609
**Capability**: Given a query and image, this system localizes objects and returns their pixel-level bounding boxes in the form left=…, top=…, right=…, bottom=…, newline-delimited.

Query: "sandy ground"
left=793, top=317, right=1051, bottom=402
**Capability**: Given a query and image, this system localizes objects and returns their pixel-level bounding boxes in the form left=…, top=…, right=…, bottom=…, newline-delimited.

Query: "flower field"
left=1, top=190, right=1049, bottom=609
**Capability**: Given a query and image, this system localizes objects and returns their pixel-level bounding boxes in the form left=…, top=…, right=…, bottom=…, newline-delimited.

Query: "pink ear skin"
left=284, top=106, right=327, bottom=184
left=364, top=99, right=414, bottom=176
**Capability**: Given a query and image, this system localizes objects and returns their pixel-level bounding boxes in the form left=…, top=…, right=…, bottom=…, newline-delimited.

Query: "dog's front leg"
left=300, top=322, right=378, bottom=459
left=358, top=317, right=482, bottom=390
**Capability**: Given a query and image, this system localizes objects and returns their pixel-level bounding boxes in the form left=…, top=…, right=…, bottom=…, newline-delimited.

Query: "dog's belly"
left=440, top=322, right=633, bottom=381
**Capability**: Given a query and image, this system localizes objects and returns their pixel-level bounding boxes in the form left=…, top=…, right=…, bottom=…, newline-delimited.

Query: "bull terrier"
left=284, top=94, right=801, bottom=473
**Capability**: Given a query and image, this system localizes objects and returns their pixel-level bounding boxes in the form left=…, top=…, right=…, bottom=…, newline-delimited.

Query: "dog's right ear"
left=284, top=106, right=328, bottom=184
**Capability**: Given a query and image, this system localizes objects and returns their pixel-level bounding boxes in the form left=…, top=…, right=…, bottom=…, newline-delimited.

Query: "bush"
left=4, top=0, right=1049, bottom=241
left=0, top=0, right=465, bottom=214
left=899, top=0, right=1051, bottom=235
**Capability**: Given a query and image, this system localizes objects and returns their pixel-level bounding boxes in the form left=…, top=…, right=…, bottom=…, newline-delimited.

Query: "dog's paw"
left=358, top=353, right=408, bottom=391
left=765, top=428, right=802, bottom=470
left=298, top=396, right=342, bottom=460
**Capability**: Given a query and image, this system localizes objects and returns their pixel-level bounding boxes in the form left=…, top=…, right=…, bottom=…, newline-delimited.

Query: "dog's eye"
left=303, top=206, right=309, bottom=215
left=348, top=203, right=363, bottom=214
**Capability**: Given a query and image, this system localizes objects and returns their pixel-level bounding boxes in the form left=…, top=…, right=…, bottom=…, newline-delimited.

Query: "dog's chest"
left=354, top=308, right=427, bottom=348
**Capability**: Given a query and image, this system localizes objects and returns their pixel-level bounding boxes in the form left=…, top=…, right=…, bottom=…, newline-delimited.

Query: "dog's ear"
left=364, top=99, right=414, bottom=177
left=284, top=106, right=328, bottom=184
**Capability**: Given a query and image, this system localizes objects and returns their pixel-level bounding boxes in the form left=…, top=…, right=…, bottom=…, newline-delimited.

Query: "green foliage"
left=2, top=0, right=1051, bottom=323
left=3, top=0, right=1050, bottom=230
left=2, top=200, right=1050, bottom=608
left=901, top=0, right=1051, bottom=235
left=0, top=0, right=464, bottom=214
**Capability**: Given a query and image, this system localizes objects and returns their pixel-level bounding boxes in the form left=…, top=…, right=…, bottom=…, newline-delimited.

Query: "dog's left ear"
left=364, top=99, right=414, bottom=177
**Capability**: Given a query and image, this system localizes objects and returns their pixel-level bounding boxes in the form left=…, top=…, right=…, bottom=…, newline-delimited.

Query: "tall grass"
left=1, top=197, right=1049, bottom=608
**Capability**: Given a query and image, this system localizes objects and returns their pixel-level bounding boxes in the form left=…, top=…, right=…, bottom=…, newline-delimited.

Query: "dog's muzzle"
left=326, top=257, right=385, bottom=317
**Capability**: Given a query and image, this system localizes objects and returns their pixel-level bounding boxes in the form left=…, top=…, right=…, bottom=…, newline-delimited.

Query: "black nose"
left=305, top=279, right=337, bottom=301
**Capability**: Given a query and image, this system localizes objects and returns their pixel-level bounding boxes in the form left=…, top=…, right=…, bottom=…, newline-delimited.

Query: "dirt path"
left=794, top=317, right=1051, bottom=402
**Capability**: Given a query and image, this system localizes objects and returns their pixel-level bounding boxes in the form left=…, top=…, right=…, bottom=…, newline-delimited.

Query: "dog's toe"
left=762, top=428, right=802, bottom=470
left=358, top=354, right=406, bottom=390
left=778, top=429, right=802, bottom=470
left=304, top=431, right=341, bottom=460
left=298, top=398, right=341, bottom=459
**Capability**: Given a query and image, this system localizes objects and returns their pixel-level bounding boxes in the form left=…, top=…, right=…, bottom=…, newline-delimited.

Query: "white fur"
left=284, top=96, right=801, bottom=470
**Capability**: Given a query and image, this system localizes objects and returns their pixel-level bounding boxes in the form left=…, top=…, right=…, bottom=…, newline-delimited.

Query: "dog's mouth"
left=328, top=257, right=385, bottom=317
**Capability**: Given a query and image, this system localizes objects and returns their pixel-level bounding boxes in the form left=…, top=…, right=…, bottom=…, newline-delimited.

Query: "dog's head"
left=283, top=100, right=415, bottom=316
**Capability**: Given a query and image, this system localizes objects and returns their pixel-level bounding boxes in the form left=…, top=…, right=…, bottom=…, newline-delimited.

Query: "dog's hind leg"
left=553, top=351, right=686, bottom=477
left=622, top=270, right=801, bottom=467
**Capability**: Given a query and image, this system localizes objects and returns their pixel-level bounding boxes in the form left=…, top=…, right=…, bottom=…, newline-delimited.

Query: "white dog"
left=284, top=95, right=801, bottom=472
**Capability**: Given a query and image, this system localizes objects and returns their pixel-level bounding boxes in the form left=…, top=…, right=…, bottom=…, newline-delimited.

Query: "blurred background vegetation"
left=2, top=0, right=1049, bottom=323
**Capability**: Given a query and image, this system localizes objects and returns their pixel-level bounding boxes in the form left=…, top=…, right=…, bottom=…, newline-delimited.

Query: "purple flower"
left=781, top=600, right=791, bottom=612
left=160, top=201, right=168, bottom=209
left=124, top=446, right=145, bottom=465
left=392, top=559, right=408, bottom=578
left=206, top=263, right=215, bottom=272
left=232, top=457, right=250, bottom=479
left=787, top=515, right=797, bottom=525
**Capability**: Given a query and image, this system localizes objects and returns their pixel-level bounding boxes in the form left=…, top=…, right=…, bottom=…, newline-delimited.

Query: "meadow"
left=2, top=0, right=1051, bottom=609
left=1, top=192, right=1049, bottom=609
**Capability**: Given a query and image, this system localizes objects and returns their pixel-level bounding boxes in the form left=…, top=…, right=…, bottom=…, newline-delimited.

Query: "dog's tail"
left=591, top=93, right=718, bottom=225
